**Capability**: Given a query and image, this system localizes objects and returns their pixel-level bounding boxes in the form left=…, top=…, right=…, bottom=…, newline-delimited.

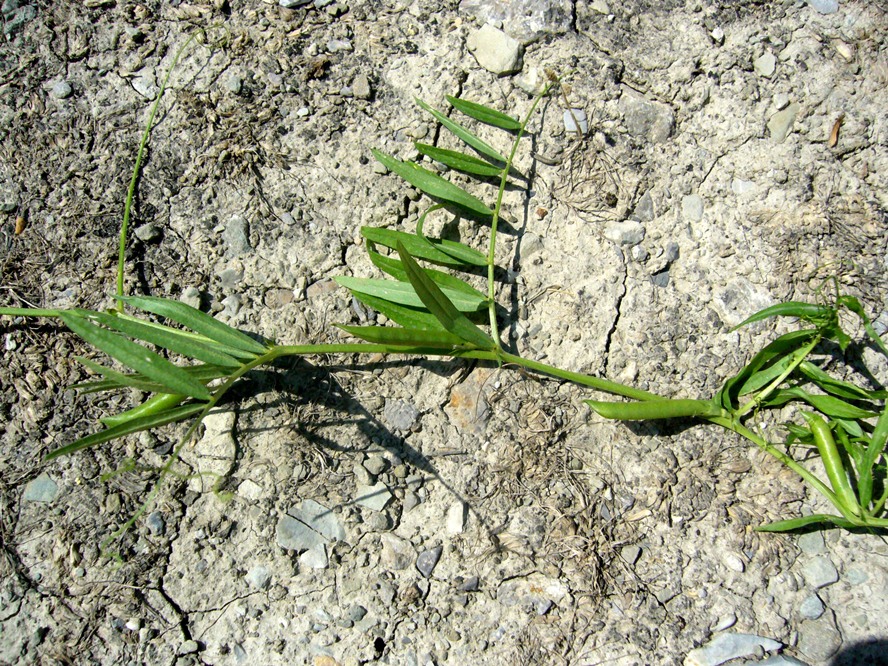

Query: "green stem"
left=116, top=32, right=203, bottom=303
left=487, top=80, right=560, bottom=349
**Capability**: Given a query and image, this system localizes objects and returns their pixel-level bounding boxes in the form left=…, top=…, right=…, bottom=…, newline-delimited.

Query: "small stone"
left=365, top=512, right=390, bottom=531
left=619, top=88, right=674, bottom=143
left=603, top=220, right=645, bottom=246
left=446, top=501, right=467, bottom=534
left=797, top=613, right=841, bottom=661
left=731, top=179, right=757, bottom=195
left=347, top=604, right=367, bottom=622
left=767, top=102, right=800, bottom=143
left=379, top=534, right=416, bottom=572
left=355, top=482, right=392, bottom=511
left=276, top=515, right=326, bottom=551
left=416, top=545, right=443, bottom=578
left=226, top=75, right=243, bottom=95
left=773, top=93, right=791, bottom=111
left=132, top=73, right=159, bottom=100
left=754, top=52, right=777, bottom=78
left=685, top=633, right=782, bottom=666
left=125, top=618, right=142, bottom=631
left=724, top=553, right=745, bottom=573
left=799, top=593, right=824, bottom=620
left=845, top=566, right=868, bottom=585
left=797, top=531, right=825, bottom=555
left=563, top=108, right=588, bottom=134
left=712, top=614, right=736, bottom=632
left=384, top=399, right=420, bottom=431
left=458, top=576, right=480, bottom=592
left=353, top=463, right=374, bottom=486
left=403, top=491, right=421, bottom=512
left=51, top=80, right=73, bottom=99
left=833, top=41, right=854, bottom=62
left=178, top=640, right=200, bottom=655
left=710, top=27, right=725, bottom=45
left=363, top=455, right=388, bottom=476
left=299, top=543, right=328, bottom=569
left=326, top=39, right=352, bottom=52
left=279, top=0, right=312, bottom=6
left=466, top=24, right=523, bottom=75
left=223, top=215, right=251, bottom=255
left=23, top=473, right=59, bottom=503
left=146, top=511, right=165, bottom=536
left=620, top=545, right=641, bottom=565
left=805, top=0, right=838, bottom=14
left=682, top=194, right=704, bottom=221
left=237, top=479, right=263, bottom=501
left=246, top=565, right=271, bottom=590
left=289, top=499, right=346, bottom=542
left=0, top=202, right=16, bottom=213
left=181, top=287, right=202, bottom=309
left=134, top=224, right=162, bottom=243
left=801, top=556, right=838, bottom=589
left=352, top=73, right=371, bottom=99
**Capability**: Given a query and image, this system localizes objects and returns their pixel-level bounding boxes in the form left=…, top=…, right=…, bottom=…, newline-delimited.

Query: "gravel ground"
left=1, top=1, right=887, bottom=665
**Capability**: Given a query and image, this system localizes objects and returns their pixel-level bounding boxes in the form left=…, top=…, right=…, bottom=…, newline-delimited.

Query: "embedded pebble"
left=51, top=80, right=73, bottom=99
left=754, top=52, right=777, bottom=78
left=276, top=515, right=326, bottom=551
left=685, top=633, right=782, bottom=666
left=23, top=474, right=59, bottom=503
left=225, top=75, right=243, bottom=95
left=619, top=88, right=675, bottom=142
left=246, top=565, right=271, bottom=590
left=178, top=640, right=200, bottom=655
left=797, top=613, right=842, bottom=661
left=446, top=501, right=467, bottom=534
left=797, top=532, right=826, bottom=555
left=767, top=103, right=800, bottom=143
left=416, top=545, right=443, bottom=578
left=223, top=215, right=251, bottom=255
left=799, top=593, right=825, bottom=620
left=805, top=0, right=838, bottom=13
left=563, top=108, right=588, bottom=134
left=355, top=482, right=392, bottom=511
left=380, top=533, right=416, bottom=570
left=299, top=543, right=329, bottom=569
left=363, top=455, right=388, bottom=476
left=466, top=24, right=523, bottom=75
left=801, top=556, right=839, bottom=589
left=682, top=194, right=704, bottom=221
left=146, top=511, right=165, bottom=536
left=384, top=399, right=420, bottom=431
left=289, top=499, right=346, bottom=542
left=279, top=0, right=313, bottom=6
left=603, top=220, right=645, bottom=246
left=620, top=545, right=641, bottom=565
left=352, top=73, right=371, bottom=99
left=844, top=566, right=868, bottom=585
left=134, top=224, right=162, bottom=243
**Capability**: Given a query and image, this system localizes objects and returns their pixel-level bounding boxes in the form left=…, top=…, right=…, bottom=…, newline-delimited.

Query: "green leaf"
left=73, top=364, right=230, bottom=394
left=336, top=325, right=464, bottom=348
left=736, top=353, right=797, bottom=396
left=117, top=295, right=268, bottom=354
left=372, top=150, right=493, bottom=217
left=101, top=392, right=187, bottom=428
left=348, top=292, right=448, bottom=331
left=414, top=143, right=504, bottom=177
left=361, top=227, right=487, bottom=268
left=87, top=311, right=243, bottom=368
left=335, top=277, right=487, bottom=312
left=396, top=242, right=496, bottom=350
left=797, top=361, right=887, bottom=401
left=762, top=387, right=878, bottom=420
left=839, top=295, right=888, bottom=357
left=74, top=356, right=188, bottom=395
left=367, top=247, right=486, bottom=298
left=732, top=302, right=834, bottom=330
left=60, top=312, right=211, bottom=400
left=755, top=513, right=858, bottom=532
left=44, top=402, right=207, bottom=460
left=446, top=95, right=522, bottom=130
left=858, top=408, right=888, bottom=508
left=586, top=398, right=723, bottom=420
left=718, top=329, right=818, bottom=410
left=416, top=98, right=508, bottom=163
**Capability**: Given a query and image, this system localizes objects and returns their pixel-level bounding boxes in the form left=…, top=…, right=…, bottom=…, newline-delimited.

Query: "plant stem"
left=487, top=80, right=560, bottom=349
left=735, top=334, right=821, bottom=418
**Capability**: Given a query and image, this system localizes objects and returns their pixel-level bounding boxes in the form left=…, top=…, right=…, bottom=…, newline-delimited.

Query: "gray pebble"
left=458, top=576, right=479, bottom=592
left=799, top=593, right=824, bottom=620
left=353, top=463, right=374, bottom=486
left=620, top=545, right=641, bottom=565
left=223, top=215, right=251, bottom=255
left=466, top=24, right=523, bottom=75
left=180, top=287, right=202, bottom=309
left=279, top=0, right=312, bottom=6
left=380, top=533, right=416, bottom=570
left=0, top=202, right=16, bottom=213
left=355, top=482, right=392, bottom=511
left=276, top=515, right=326, bottom=551
left=365, top=511, right=390, bottom=531
left=289, top=499, right=346, bottom=542
left=384, top=399, right=420, bottom=431
left=603, top=220, right=645, bottom=246
left=619, top=89, right=674, bottom=143
left=352, top=74, right=371, bottom=100
left=805, top=0, right=838, bottom=13
left=23, top=473, right=59, bottom=503
left=797, top=612, right=842, bottom=661
left=844, top=566, right=868, bottom=585
left=178, top=640, right=200, bottom=655
left=685, top=633, right=781, bottom=666
left=347, top=605, right=367, bottom=622
left=226, top=76, right=243, bottom=95
left=682, top=194, right=704, bottom=221
left=563, top=108, right=588, bottom=134
left=134, top=224, right=162, bottom=243
left=327, top=39, right=353, bottom=52
left=651, top=270, right=670, bottom=288
left=797, top=531, right=826, bottom=555
left=246, top=565, right=271, bottom=590
left=299, top=543, right=328, bottom=569
left=403, top=491, right=421, bottom=512
left=767, top=103, right=800, bottom=143
left=801, top=556, right=838, bottom=589
left=146, top=511, right=165, bottom=536
left=416, top=545, right=443, bottom=578
left=754, top=52, right=777, bottom=78
left=51, top=80, right=73, bottom=99
left=363, top=455, right=388, bottom=476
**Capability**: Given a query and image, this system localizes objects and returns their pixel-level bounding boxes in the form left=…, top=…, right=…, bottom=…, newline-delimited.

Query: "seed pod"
left=802, top=412, right=860, bottom=515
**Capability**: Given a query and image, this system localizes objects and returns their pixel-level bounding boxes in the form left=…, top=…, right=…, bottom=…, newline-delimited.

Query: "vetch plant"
left=2, top=61, right=886, bottom=547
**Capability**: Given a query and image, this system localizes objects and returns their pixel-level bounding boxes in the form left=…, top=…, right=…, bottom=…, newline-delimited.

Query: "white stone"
left=754, top=52, right=777, bottom=78
left=446, top=501, right=467, bottom=534
left=355, top=482, right=392, bottom=511
left=466, top=24, right=523, bottom=75
left=299, top=543, right=328, bottom=569
left=563, top=108, right=588, bottom=134
left=684, top=633, right=782, bottom=666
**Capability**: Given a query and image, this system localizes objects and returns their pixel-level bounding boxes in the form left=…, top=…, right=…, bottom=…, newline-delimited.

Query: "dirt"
left=1, top=1, right=887, bottom=665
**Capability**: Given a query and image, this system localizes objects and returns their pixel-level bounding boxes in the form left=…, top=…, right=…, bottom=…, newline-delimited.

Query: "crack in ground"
left=603, top=248, right=628, bottom=376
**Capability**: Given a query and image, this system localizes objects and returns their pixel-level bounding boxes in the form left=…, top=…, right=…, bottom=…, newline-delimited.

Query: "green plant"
left=1, top=60, right=886, bottom=545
